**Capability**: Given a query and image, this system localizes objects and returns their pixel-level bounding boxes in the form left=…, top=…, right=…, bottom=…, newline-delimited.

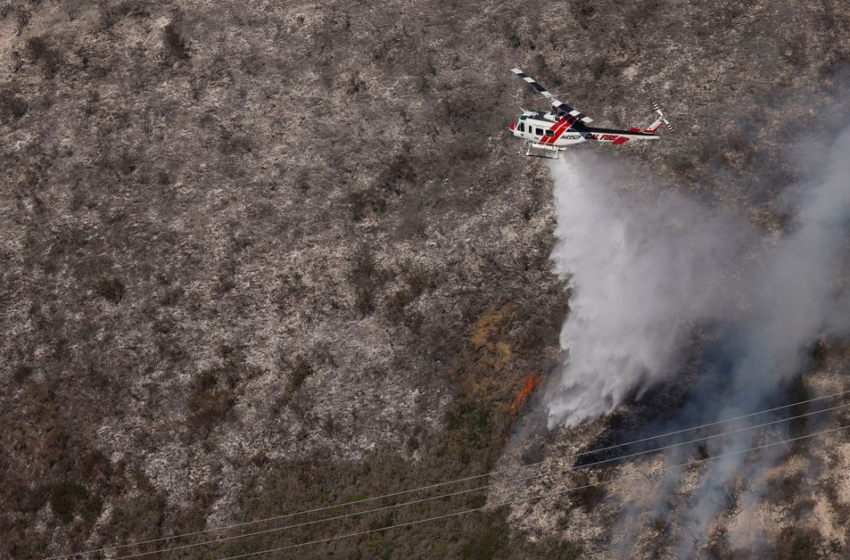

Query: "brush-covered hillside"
left=2, top=1, right=850, bottom=558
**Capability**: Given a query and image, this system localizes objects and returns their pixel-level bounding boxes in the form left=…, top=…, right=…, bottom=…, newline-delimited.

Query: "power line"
left=49, top=388, right=850, bottom=560
left=582, top=387, right=850, bottom=457
left=216, top=422, right=850, bottom=559
left=101, top=400, right=850, bottom=559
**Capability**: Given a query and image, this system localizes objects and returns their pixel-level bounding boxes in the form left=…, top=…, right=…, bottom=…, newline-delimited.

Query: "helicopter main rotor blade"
left=511, top=68, right=593, bottom=123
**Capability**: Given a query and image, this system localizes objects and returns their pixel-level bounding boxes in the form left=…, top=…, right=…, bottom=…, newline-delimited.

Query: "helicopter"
left=509, top=68, right=673, bottom=158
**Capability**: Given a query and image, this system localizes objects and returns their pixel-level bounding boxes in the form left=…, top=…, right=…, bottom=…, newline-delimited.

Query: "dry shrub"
left=94, top=277, right=125, bottom=303
left=385, top=288, right=413, bottom=324
left=108, top=488, right=166, bottom=543
left=346, top=71, right=366, bottom=94
left=537, top=538, right=582, bottom=560
left=349, top=245, right=386, bottom=315
left=570, top=471, right=607, bottom=513
left=704, top=525, right=732, bottom=559
left=220, top=130, right=253, bottom=155
left=25, top=36, right=61, bottom=77
left=765, top=471, right=803, bottom=507
left=50, top=481, right=101, bottom=523
left=114, top=152, right=137, bottom=175
left=783, top=375, right=810, bottom=450
left=0, top=91, right=28, bottom=122
left=460, top=512, right=509, bottom=560
left=163, top=22, right=189, bottom=62
left=188, top=370, right=234, bottom=431
left=376, top=154, right=415, bottom=195
left=822, top=475, right=850, bottom=526
left=773, top=527, right=823, bottom=560
left=346, top=187, right=387, bottom=222
left=14, top=8, right=30, bottom=34
left=157, top=285, right=183, bottom=306
left=588, top=56, right=608, bottom=80
left=13, top=364, right=33, bottom=383
left=286, top=355, right=314, bottom=394
left=501, top=20, right=521, bottom=48
left=384, top=267, right=432, bottom=323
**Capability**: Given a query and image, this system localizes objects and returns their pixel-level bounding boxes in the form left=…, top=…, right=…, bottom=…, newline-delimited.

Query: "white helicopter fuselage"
left=510, top=110, right=660, bottom=148
left=511, top=112, right=587, bottom=146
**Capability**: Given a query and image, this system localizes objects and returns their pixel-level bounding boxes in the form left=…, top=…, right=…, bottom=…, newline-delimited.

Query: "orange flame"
left=510, top=373, right=541, bottom=418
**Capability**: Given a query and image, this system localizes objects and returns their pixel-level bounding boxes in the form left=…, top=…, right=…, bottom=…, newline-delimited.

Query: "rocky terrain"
left=2, top=0, right=850, bottom=558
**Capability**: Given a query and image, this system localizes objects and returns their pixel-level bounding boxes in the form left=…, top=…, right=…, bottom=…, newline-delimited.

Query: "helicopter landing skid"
left=522, top=141, right=561, bottom=159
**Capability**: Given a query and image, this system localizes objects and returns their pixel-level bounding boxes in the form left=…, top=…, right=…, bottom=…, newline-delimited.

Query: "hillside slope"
left=2, top=1, right=850, bottom=558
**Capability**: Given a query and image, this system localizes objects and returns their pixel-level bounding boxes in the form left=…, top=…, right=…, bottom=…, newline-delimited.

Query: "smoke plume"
left=546, top=128, right=850, bottom=427
left=545, top=152, right=748, bottom=427
left=545, top=124, right=850, bottom=552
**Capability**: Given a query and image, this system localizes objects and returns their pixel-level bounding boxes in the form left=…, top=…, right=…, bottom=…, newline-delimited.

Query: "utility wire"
left=217, top=422, right=850, bottom=559
left=582, top=387, right=850, bottom=457
left=100, top=400, right=850, bottom=560
left=50, top=388, right=850, bottom=560
left=50, top=389, right=850, bottom=560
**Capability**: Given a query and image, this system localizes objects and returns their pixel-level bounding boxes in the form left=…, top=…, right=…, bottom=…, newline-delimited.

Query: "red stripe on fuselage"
left=551, top=118, right=573, bottom=143
left=541, top=118, right=567, bottom=144
left=545, top=116, right=576, bottom=144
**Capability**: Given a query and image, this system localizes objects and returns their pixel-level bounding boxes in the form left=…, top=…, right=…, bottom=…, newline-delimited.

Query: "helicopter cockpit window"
left=518, top=123, right=524, bottom=132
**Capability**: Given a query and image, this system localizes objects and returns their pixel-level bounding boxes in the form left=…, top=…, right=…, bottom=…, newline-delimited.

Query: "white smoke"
left=545, top=152, right=749, bottom=427
left=546, top=127, right=850, bottom=428
left=545, top=125, right=850, bottom=554
left=734, top=131, right=850, bottom=392
left=671, top=126, right=850, bottom=553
